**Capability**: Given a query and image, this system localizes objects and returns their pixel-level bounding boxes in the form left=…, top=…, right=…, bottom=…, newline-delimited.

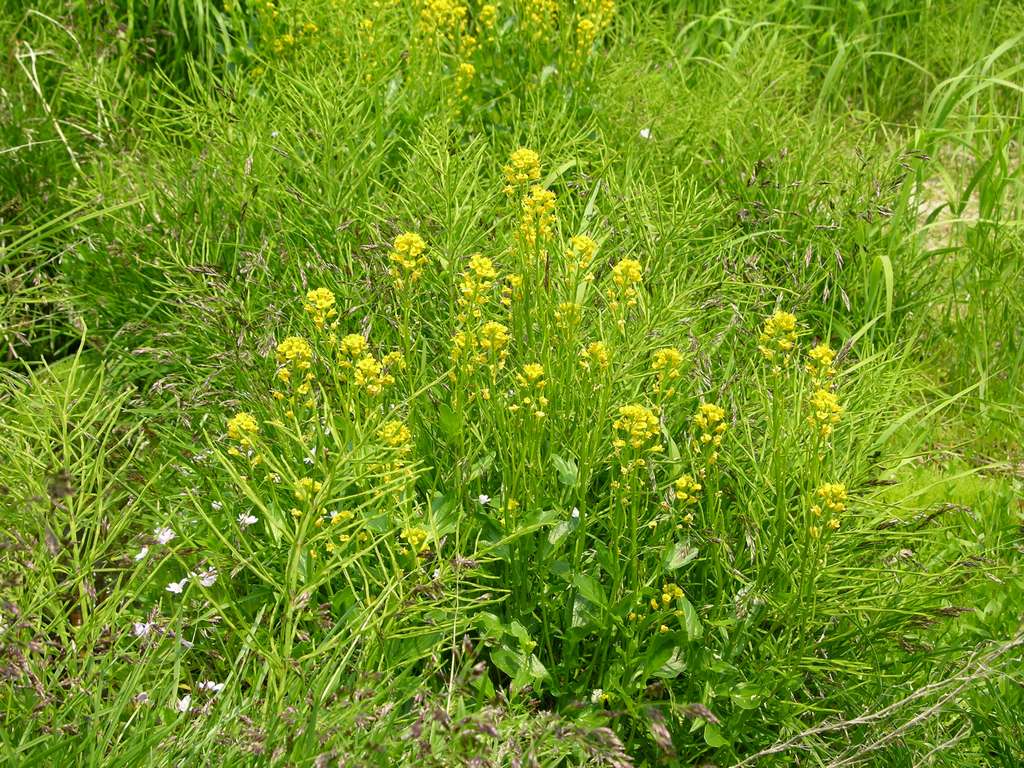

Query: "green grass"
left=2, top=1, right=1022, bottom=765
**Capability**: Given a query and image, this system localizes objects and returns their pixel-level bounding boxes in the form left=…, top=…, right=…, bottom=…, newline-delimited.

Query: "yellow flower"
left=565, top=234, right=597, bottom=274
left=457, top=255, right=497, bottom=322
left=478, top=321, right=510, bottom=355
left=294, top=477, right=323, bottom=502
left=652, top=347, right=684, bottom=396
left=401, top=526, right=430, bottom=553
left=612, top=404, right=661, bottom=453
left=758, top=310, right=799, bottom=367
left=807, top=343, right=836, bottom=381
left=338, top=333, right=368, bottom=360
left=389, top=232, right=428, bottom=287
left=276, top=336, right=312, bottom=368
left=808, top=387, right=843, bottom=438
left=479, top=3, right=498, bottom=29
left=379, top=419, right=413, bottom=452
left=519, top=185, right=557, bottom=247
left=503, top=148, right=541, bottom=195
left=454, top=61, right=475, bottom=100
left=514, top=363, right=548, bottom=418
left=606, top=259, right=643, bottom=326
left=354, top=355, right=394, bottom=396
left=674, top=473, right=701, bottom=506
left=579, top=341, right=610, bottom=371
left=418, top=0, right=467, bottom=38
left=227, top=412, right=258, bottom=443
left=815, top=482, right=847, bottom=512
left=524, top=0, right=557, bottom=40
left=303, top=288, right=337, bottom=329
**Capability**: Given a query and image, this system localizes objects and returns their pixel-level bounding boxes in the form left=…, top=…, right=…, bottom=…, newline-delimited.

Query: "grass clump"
left=2, top=0, right=1022, bottom=765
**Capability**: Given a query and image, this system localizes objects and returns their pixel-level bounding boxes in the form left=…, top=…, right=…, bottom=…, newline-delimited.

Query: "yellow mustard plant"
left=379, top=419, right=413, bottom=453
left=523, top=0, right=557, bottom=40
left=478, top=320, right=510, bottom=370
left=574, top=17, right=597, bottom=66
left=519, top=185, right=557, bottom=248
left=674, top=473, right=701, bottom=506
left=606, top=258, right=643, bottom=330
left=579, top=340, right=610, bottom=371
left=807, top=342, right=836, bottom=382
left=401, top=526, right=429, bottom=554
left=294, top=477, right=323, bottom=503
left=612, top=404, right=662, bottom=453
left=303, top=287, right=337, bottom=330
left=555, top=301, right=582, bottom=331
left=457, top=254, right=498, bottom=323
left=808, top=387, right=843, bottom=438
left=452, top=60, right=475, bottom=103
left=227, top=412, right=259, bottom=446
left=503, top=148, right=541, bottom=196
left=692, top=402, right=727, bottom=466
left=811, top=481, right=847, bottom=517
left=479, top=3, right=498, bottom=32
left=500, top=273, right=524, bottom=307
left=758, top=310, right=798, bottom=370
left=389, top=232, right=428, bottom=288
left=418, top=0, right=468, bottom=39
left=651, top=347, right=684, bottom=397
left=565, top=234, right=597, bottom=279
left=276, top=336, right=313, bottom=385
left=338, top=333, right=368, bottom=361
left=511, top=363, right=548, bottom=419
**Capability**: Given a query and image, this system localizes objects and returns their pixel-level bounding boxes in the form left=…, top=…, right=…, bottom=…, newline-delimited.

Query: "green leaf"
left=679, top=596, right=702, bottom=640
left=551, top=454, right=579, bottom=487
left=573, top=574, right=607, bottom=607
left=704, top=722, right=729, bottom=748
left=662, top=541, right=698, bottom=571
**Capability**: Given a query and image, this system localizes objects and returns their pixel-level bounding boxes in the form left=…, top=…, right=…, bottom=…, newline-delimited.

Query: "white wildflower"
left=154, top=527, right=175, bottom=545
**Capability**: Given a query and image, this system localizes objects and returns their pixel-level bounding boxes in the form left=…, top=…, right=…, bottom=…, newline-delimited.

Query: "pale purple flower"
left=197, top=680, right=224, bottom=693
left=196, top=568, right=218, bottom=588
left=211, top=501, right=223, bottom=511
left=154, top=527, right=175, bottom=545
left=478, top=494, right=491, bottom=506
left=134, top=545, right=149, bottom=561
left=133, top=621, right=153, bottom=637
left=134, top=691, right=150, bottom=705
left=238, top=512, right=258, bottom=528
left=176, top=694, right=191, bottom=712
left=166, top=578, right=187, bottom=594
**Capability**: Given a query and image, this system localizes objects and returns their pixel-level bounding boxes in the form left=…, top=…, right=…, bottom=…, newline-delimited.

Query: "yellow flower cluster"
left=276, top=336, right=314, bottom=393
left=453, top=60, right=475, bottom=103
left=379, top=419, right=412, bottom=452
left=401, top=526, right=430, bottom=554
left=649, top=582, right=684, bottom=610
left=338, top=333, right=403, bottom=397
left=651, top=347, right=684, bottom=397
left=457, top=254, right=498, bottom=323
left=417, top=0, right=467, bottom=38
left=452, top=320, right=510, bottom=377
left=389, top=232, right=428, bottom=288
left=807, top=343, right=836, bottom=382
left=810, top=482, right=846, bottom=537
left=503, top=148, right=541, bottom=195
left=565, top=234, right=597, bottom=276
left=227, top=412, right=258, bottom=446
left=808, top=387, right=843, bottom=438
left=480, top=3, right=498, bottom=31
left=579, top=340, right=610, bottom=371
left=303, top=287, right=337, bottom=330
left=555, top=301, right=582, bottom=331
left=607, top=258, right=643, bottom=329
left=692, top=402, right=727, bottom=466
left=674, top=473, right=701, bottom=506
left=294, top=477, right=323, bottom=503
left=524, top=0, right=557, bottom=40
left=500, top=273, right=523, bottom=307
left=510, top=362, right=548, bottom=419
left=612, top=404, right=662, bottom=453
left=758, top=310, right=798, bottom=369
left=519, top=185, right=557, bottom=248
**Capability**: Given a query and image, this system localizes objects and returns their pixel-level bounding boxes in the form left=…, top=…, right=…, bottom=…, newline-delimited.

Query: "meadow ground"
left=1, top=1, right=1023, bottom=765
